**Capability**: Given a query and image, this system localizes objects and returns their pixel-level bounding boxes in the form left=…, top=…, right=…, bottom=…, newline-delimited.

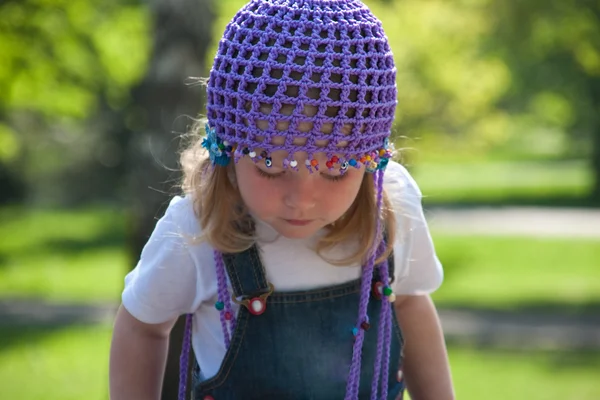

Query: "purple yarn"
left=207, top=0, right=397, bottom=168
left=178, top=313, right=193, bottom=400
left=371, top=238, right=390, bottom=399
left=345, top=169, right=387, bottom=399
left=380, top=288, right=393, bottom=400
left=214, top=249, right=235, bottom=346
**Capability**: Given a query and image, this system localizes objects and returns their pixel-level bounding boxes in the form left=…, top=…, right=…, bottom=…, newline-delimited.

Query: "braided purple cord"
left=380, top=285, right=393, bottom=400
left=345, top=169, right=386, bottom=399
left=178, top=313, right=194, bottom=400
left=214, top=249, right=234, bottom=346
left=370, top=236, right=390, bottom=399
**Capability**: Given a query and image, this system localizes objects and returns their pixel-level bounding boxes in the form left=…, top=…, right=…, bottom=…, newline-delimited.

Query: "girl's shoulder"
left=162, top=194, right=203, bottom=237
left=384, top=160, right=423, bottom=208
left=156, top=194, right=215, bottom=263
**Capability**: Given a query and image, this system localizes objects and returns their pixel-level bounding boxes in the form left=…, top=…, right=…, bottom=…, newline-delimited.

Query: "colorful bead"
left=379, top=149, right=386, bottom=156
left=215, top=301, right=224, bottom=310
left=388, top=293, right=396, bottom=303
left=383, top=287, right=393, bottom=296
left=242, top=147, right=250, bottom=155
left=349, top=159, right=357, bottom=167
left=340, top=161, right=348, bottom=171
left=290, top=160, right=298, bottom=168
left=265, top=157, right=273, bottom=167
left=331, top=155, right=339, bottom=163
left=224, top=311, right=233, bottom=320
left=365, top=155, right=371, bottom=161
left=352, top=327, right=359, bottom=336
left=310, top=159, right=318, bottom=167
left=361, top=321, right=371, bottom=331
left=249, top=151, right=257, bottom=158
left=372, top=281, right=384, bottom=300
left=326, top=161, right=333, bottom=168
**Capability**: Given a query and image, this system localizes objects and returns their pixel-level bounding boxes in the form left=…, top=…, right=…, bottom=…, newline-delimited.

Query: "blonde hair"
left=180, top=119, right=396, bottom=266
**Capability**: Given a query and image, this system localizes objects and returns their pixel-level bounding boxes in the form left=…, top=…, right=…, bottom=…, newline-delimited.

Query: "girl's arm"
left=395, top=294, right=455, bottom=400
left=109, top=304, right=178, bottom=400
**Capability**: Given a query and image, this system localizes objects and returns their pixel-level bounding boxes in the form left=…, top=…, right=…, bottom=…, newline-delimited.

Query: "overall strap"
left=221, top=244, right=270, bottom=297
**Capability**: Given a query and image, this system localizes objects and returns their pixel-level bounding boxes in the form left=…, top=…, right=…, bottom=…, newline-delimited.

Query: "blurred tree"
left=369, top=0, right=599, bottom=202
left=0, top=0, right=150, bottom=204
left=120, top=0, right=214, bottom=398
left=482, top=0, right=600, bottom=201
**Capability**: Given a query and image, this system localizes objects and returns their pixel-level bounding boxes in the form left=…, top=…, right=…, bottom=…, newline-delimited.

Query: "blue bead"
left=349, top=159, right=357, bottom=167
left=352, top=327, right=359, bottom=336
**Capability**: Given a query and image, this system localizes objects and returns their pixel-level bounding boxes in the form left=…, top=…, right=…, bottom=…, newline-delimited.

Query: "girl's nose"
left=283, top=173, right=317, bottom=211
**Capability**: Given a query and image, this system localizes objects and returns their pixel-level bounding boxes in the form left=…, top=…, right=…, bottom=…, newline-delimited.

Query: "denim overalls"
left=192, top=244, right=405, bottom=400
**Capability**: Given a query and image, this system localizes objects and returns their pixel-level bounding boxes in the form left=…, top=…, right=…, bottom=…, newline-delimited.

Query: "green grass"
left=431, top=233, right=600, bottom=309
left=1, top=323, right=598, bottom=400
left=448, top=347, right=600, bottom=399
left=0, top=207, right=127, bottom=302
left=0, top=324, right=112, bottom=400
left=410, top=160, right=592, bottom=205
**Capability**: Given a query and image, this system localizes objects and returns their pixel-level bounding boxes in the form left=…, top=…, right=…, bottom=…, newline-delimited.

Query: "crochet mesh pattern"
left=207, top=0, right=397, bottom=164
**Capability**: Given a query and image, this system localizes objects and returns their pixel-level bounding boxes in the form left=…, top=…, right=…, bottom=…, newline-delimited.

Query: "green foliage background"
left=1, top=0, right=599, bottom=204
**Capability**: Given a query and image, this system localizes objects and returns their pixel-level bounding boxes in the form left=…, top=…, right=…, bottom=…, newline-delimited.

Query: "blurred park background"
left=1, top=0, right=599, bottom=399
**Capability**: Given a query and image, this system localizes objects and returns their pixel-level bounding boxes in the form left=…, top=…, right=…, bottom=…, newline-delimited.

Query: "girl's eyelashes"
left=255, top=166, right=285, bottom=179
left=255, top=166, right=347, bottom=182
left=320, top=172, right=347, bottom=182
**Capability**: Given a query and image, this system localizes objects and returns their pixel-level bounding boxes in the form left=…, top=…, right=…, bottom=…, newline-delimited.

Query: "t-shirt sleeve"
left=385, top=162, right=444, bottom=296
left=122, top=196, right=201, bottom=324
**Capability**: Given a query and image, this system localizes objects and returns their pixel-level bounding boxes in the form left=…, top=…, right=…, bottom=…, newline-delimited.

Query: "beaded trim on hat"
left=205, top=0, right=397, bottom=173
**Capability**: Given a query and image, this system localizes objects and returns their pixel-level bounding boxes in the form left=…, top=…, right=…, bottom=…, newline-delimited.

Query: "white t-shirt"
left=122, top=160, right=443, bottom=380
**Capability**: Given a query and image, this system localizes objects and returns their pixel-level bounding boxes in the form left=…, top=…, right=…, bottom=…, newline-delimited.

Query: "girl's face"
left=234, top=150, right=365, bottom=239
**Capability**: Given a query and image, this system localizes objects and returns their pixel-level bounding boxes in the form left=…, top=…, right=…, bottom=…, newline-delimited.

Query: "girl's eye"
left=256, top=167, right=284, bottom=179
left=320, top=173, right=347, bottom=182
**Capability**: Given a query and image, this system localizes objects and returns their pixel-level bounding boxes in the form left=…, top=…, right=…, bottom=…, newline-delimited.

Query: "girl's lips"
left=284, top=219, right=314, bottom=226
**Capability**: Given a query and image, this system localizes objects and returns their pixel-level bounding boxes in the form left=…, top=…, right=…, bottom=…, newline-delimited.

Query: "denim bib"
left=192, top=244, right=405, bottom=400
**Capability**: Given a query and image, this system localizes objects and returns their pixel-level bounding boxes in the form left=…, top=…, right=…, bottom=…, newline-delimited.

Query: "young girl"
left=110, top=0, right=454, bottom=399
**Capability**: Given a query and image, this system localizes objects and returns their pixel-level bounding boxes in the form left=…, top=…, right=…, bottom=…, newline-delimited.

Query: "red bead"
left=372, top=281, right=384, bottom=300
left=331, top=155, right=339, bottom=163
left=361, top=321, right=371, bottom=331
left=224, top=311, right=232, bottom=320
left=310, top=159, right=318, bottom=167
left=326, top=161, right=333, bottom=168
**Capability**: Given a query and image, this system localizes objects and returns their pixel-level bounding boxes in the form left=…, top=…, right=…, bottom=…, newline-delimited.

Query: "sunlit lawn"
left=1, top=323, right=599, bottom=400
left=431, top=233, right=600, bottom=310
left=0, top=206, right=127, bottom=302
left=412, top=160, right=592, bottom=205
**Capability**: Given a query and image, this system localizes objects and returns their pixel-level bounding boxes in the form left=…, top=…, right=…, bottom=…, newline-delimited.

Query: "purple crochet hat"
left=181, top=1, right=398, bottom=399
left=203, top=0, right=397, bottom=173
